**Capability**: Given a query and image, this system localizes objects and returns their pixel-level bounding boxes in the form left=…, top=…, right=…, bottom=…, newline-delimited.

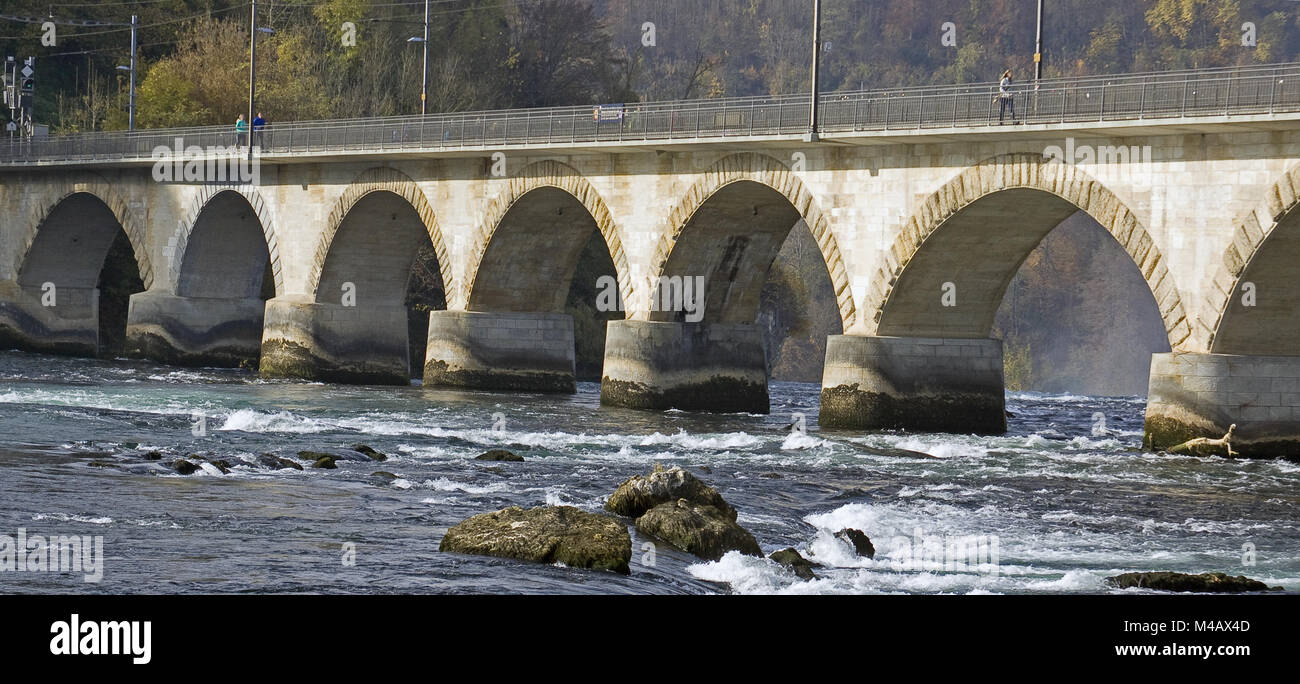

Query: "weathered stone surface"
left=424, top=311, right=576, bottom=394
left=635, top=499, right=762, bottom=561
left=124, top=292, right=265, bottom=368
left=820, top=336, right=1006, bottom=435
left=606, top=465, right=737, bottom=521
left=600, top=320, right=769, bottom=414
left=769, top=548, right=819, bottom=580
left=1105, top=571, right=1280, bottom=593
left=439, top=505, right=631, bottom=574
left=835, top=528, right=876, bottom=559
left=475, top=449, right=524, bottom=462
left=1144, top=353, right=1300, bottom=459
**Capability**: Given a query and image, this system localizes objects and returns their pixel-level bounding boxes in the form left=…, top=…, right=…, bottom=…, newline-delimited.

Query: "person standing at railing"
left=252, top=112, right=267, bottom=149
left=235, top=114, right=249, bottom=147
left=998, top=70, right=1019, bottom=124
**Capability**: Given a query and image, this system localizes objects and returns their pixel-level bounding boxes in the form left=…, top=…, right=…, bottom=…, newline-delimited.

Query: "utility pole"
left=422, top=0, right=429, bottom=115
left=128, top=15, right=136, bottom=131
left=1034, top=0, right=1044, bottom=82
left=248, top=0, right=257, bottom=160
left=807, top=0, right=821, bottom=142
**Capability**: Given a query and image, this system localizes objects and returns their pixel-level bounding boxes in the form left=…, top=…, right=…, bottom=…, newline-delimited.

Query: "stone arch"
left=463, top=159, right=629, bottom=311
left=169, top=184, right=281, bottom=296
left=17, top=175, right=153, bottom=289
left=865, top=152, right=1191, bottom=351
left=1206, top=162, right=1300, bottom=355
left=306, top=166, right=452, bottom=300
left=648, top=152, right=855, bottom=328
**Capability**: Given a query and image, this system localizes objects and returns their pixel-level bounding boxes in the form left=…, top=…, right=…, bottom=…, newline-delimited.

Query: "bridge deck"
left=2, top=61, right=1298, bottom=168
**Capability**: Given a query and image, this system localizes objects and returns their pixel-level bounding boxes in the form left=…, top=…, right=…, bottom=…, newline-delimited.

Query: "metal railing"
left=3, top=61, right=1298, bottom=165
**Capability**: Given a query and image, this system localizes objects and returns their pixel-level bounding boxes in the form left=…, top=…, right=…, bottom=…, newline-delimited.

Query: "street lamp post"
left=113, top=15, right=139, bottom=132
left=807, top=0, right=821, bottom=142
left=421, top=0, right=429, bottom=116
left=248, top=1, right=273, bottom=160
left=407, top=0, right=430, bottom=116
left=121, top=15, right=137, bottom=131
left=1034, top=0, right=1044, bottom=83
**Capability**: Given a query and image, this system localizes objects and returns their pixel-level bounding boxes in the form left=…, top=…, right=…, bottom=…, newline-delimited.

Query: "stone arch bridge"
left=3, top=95, right=1300, bottom=456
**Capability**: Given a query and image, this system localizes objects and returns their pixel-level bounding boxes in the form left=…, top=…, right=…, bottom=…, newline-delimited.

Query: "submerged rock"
left=299, top=450, right=349, bottom=462
left=606, top=465, right=737, bottom=521
left=258, top=453, right=303, bottom=470
left=1105, top=571, right=1280, bottom=593
left=835, top=528, right=876, bottom=559
left=861, top=445, right=939, bottom=459
left=87, top=460, right=121, bottom=469
left=310, top=455, right=337, bottom=469
left=439, top=505, right=631, bottom=574
left=172, top=459, right=199, bottom=475
left=369, top=471, right=399, bottom=484
left=205, top=458, right=233, bottom=474
left=475, top=449, right=524, bottom=462
left=635, top=499, right=762, bottom=561
left=352, top=444, right=388, bottom=462
left=770, top=548, right=819, bottom=580
left=143, top=451, right=163, bottom=461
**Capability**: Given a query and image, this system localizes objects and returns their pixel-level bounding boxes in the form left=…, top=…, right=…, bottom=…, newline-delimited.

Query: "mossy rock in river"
left=440, top=505, right=631, bottom=574
left=769, top=547, right=819, bottom=580
left=258, top=453, right=303, bottom=470
left=475, top=449, right=523, bottom=462
left=635, top=499, right=762, bottom=561
left=352, top=444, right=388, bottom=461
left=1105, top=571, right=1280, bottom=593
left=606, top=464, right=737, bottom=521
left=835, top=528, right=876, bottom=559
left=172, top=459, right=199, bottom=475
left=310, top=455, right=337, bottom=469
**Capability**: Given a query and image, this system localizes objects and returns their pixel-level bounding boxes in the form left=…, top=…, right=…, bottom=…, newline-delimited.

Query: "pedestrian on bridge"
left=252, top=112, right=267, bottom=148
left=998, top=69, right=1018, bottom=124
left=235, top=114, right=249, bottom=147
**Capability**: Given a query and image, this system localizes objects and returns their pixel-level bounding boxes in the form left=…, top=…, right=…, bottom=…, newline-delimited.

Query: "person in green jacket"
left=235, top=114, right=249, bottom=147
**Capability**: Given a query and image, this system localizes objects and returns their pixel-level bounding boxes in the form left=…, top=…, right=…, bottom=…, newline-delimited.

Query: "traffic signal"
left=20, top=78, right=33, bottom=94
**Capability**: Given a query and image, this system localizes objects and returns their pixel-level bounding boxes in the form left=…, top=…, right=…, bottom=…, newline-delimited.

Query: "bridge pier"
left=124, top=291, right=265, bottom=368
left=258, top=295, right=411, bottom=385
left=423, top=311, right=576, bottom=393
left=1144, top=352, right=1300, bottom=458
left=599, top=320, right=768, bottom=413
left=0, top=280, right=100, bottom=356
left=819, top=335, right=1006, bottom=434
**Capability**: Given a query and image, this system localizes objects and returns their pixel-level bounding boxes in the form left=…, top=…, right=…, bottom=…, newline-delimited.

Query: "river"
left=1, top=349, right=1295, bottom=594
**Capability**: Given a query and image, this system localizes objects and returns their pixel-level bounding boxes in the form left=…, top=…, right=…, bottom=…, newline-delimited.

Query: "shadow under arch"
left=1208, top=163, right=1300, bottom=355
left=5, top=189, right=147, bottom=356
left=867, top=152, right=1189, bottom=351
left=170, top=185, right=282, bottom=297
left=124, top=187, right=279, bottom=368
left=600, top=153, right=852, bottom=415
left=463, top=159, right=630, bottom=312
left=307, top=166, right=452, bottom=304
left=647, top=152, right=855, bottom=329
